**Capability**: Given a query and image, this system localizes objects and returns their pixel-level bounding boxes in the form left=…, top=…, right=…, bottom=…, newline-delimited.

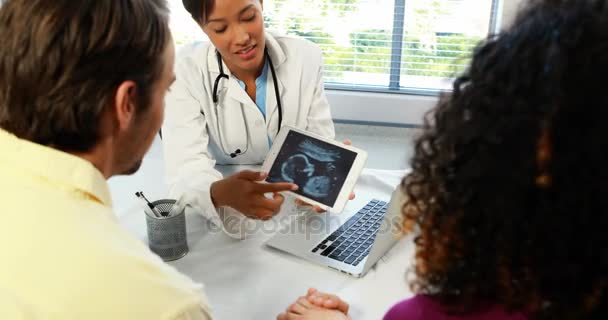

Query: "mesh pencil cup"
left=144, top=199, right=189, bottom=261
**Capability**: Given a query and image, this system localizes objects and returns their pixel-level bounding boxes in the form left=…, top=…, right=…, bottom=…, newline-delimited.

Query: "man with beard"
left=0, top=0, right=212, bottom=319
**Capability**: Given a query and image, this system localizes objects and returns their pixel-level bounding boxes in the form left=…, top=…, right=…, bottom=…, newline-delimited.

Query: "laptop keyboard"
left=311, top=199, right=387, bottom=266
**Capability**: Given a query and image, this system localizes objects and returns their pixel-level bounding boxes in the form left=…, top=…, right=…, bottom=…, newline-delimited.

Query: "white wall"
left=330, top=0, right=526, bottom=126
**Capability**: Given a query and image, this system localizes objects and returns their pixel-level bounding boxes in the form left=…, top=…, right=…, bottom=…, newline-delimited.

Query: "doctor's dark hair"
left=402, top=0, right=607, bottom=319
left=182, top=0, right=215, bottom=24
left=0, top=0, right=170, bottom=152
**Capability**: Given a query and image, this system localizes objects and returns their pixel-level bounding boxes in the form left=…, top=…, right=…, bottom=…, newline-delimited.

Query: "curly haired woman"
left=277, top=0, right=607, bottom=319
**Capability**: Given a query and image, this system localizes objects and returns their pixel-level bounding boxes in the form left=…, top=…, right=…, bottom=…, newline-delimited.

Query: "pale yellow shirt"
left=0, top=129, right=212, bottom=320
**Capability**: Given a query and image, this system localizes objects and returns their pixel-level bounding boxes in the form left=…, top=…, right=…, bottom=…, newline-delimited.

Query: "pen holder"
left=145, top=199, right=189, bottom=262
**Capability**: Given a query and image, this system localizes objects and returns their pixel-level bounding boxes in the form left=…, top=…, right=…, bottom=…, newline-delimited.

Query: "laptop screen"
left=266, top=130, right=357, bottom=207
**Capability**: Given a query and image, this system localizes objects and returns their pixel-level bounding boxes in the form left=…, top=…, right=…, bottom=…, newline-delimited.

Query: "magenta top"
left=384, top=295, right=527, bottom=320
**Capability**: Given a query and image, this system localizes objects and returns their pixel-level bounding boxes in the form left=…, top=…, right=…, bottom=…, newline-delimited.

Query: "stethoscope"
left=212, top=47, right=283, bottom=158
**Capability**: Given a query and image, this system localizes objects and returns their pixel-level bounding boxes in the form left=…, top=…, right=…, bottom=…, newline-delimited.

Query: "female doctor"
left=162, top=0, right=338, bottom=228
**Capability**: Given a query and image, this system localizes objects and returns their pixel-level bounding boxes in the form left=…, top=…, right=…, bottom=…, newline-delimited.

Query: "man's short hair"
left=0, top=0, right=170, bottom=152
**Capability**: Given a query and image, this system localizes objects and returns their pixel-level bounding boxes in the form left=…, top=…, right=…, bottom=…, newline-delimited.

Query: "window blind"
left=169, top=0, right=501, bottom=94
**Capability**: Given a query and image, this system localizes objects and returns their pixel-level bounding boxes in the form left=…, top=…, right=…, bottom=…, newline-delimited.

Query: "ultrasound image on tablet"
left=267, top=130, right=357, bottom=207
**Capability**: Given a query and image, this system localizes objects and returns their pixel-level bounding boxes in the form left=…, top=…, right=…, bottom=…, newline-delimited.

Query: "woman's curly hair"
left=402, top=0, right=608, bottom=319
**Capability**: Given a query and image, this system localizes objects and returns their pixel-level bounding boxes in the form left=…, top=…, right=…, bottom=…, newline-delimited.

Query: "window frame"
left=329, top=0, right=524, bottom=125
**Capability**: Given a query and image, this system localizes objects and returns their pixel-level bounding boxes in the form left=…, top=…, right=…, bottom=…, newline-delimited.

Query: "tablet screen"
left=266, top=130, right=357, bottom=207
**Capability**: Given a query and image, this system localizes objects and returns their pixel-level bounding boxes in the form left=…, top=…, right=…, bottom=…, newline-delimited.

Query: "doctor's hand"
left=295, top=140, right=356, bottom=213
left=211, top=170, right=298, bottom=220
left=295, top=193, right=356, bottom=213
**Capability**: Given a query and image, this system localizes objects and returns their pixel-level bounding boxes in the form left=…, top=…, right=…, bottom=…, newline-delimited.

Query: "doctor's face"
left=201, top=0, right=266, bottom=78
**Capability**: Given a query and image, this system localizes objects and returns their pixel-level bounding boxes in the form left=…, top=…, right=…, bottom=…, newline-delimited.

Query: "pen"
left=135, top=192, right=163, bottom=218
left=135, top=193, right=161, bottom=218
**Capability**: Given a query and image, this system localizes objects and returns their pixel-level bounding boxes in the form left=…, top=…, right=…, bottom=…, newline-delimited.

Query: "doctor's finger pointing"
left=254, top=181, right=298, bottom=194
left=254, top=193, right=285, bottom=213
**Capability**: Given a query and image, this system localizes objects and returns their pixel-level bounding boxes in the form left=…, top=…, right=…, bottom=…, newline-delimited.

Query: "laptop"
left=266, top=186, right=405, bottom=277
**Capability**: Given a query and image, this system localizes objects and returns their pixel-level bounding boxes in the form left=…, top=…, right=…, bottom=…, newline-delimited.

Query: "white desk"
left=115, top=168, right=413, bottom=320
left=111, top=139, right=415, bottom=320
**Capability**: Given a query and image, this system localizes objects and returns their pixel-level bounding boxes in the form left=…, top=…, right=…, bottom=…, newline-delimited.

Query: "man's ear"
left=113, top=80, right=138, bottom=131
left=259, top=0, right=263, bottom=10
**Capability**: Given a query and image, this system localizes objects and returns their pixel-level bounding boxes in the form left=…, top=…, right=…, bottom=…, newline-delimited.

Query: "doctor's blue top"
left=235, top=57, right=269, bottom=119
left=235, top=57, right=271, bottom=146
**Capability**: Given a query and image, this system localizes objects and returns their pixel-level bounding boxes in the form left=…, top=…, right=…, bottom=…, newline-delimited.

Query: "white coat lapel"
left=214, top=80, right=250, bottom=158
left=265, top=67, right=286, bottom=137
left=264, top=32, right=288, bottom=138
left=206, top=47, right=253, bottom=107
left=206, top=47, right=252, bottom=158
left=224, top=77, right=254, bottom=106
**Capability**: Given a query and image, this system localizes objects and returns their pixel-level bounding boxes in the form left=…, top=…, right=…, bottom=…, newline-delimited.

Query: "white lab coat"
left=162, top=32, right=335, bottom=237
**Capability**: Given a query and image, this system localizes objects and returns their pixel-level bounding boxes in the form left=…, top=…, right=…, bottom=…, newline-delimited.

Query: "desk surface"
left=110, top=137, right=415, bottom=320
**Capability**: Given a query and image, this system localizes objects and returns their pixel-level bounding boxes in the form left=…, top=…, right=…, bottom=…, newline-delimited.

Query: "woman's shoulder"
left=175, top=41, right=212, bottom=64
left=171, top=41, right=214, bottom=79
left=383, top=295, right=436, bottom=320
left=383, top=295, right=527, bottom=320
left=267, top=31, right=322, bottom=57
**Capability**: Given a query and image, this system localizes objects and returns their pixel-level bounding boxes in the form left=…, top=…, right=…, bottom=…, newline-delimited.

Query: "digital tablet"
left=262, top=126, right=367, bottom=212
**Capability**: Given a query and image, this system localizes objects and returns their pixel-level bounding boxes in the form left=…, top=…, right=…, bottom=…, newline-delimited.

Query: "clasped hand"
left=277, top=288, right=350, bottom=320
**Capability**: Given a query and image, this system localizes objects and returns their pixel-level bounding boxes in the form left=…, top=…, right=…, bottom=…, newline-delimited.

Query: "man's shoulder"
left=1, top=199, right=209, bottom=319
left=70, top=214, right=203, bottom=297
left=71, top=244, right=210, bottom=319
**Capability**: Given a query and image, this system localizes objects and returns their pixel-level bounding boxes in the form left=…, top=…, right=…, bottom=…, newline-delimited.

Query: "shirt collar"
left=256, top=58, right=270, bottom=87
left=0, top=129, right=112, bottom=207
left=235, top=57, right=269, bottom=89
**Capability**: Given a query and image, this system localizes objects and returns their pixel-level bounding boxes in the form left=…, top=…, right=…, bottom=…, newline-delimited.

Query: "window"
left=168, top=1, right=207, bottom=47
left=169, top=0, right=500, bottom=94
